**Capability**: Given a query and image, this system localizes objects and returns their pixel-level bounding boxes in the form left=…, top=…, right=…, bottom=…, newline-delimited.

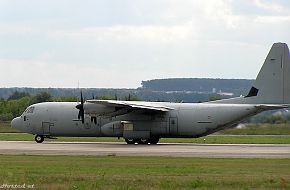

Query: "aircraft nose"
left=11, top=117, right=22, bottom=130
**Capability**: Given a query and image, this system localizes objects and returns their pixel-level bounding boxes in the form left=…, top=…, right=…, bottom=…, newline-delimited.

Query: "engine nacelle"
left=101, top=121, right=125, bottom=137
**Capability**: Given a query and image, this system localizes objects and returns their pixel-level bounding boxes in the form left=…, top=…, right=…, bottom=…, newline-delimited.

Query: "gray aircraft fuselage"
left=12, top=101, right=259, bottom=138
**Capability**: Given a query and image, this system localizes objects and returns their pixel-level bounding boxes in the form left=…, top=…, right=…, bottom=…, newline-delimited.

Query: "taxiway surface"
left=0, top=141, right=290, bottom=158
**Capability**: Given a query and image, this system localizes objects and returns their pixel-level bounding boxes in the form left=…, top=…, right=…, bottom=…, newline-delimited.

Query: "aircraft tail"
left=212, top=43, right=290, bottom=104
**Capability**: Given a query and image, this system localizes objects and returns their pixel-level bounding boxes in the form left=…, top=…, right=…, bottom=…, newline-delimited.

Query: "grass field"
left=0, top=155, right=289, bottom=190
left=1, top=121, right=289, bottom=189
left=0, top=122, right=18, bottom=133
left=220, top=124, right=290, bottom=135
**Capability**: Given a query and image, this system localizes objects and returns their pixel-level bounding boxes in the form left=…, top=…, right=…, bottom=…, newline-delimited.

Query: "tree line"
left=141, top=78, right=253, bottom=95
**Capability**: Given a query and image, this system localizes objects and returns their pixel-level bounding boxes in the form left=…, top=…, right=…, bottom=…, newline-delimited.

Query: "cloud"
left=200, top=0, right=243, bottom=29
left=50, top=24, right=197, bottom=45
left=0, top=25, right=34, bottom=35
left=254, top=0, right=285, bottom=13
left=254, top=15, right=290, bottom=23
left=0, top=0, right=289, bottom=88
left=47, top=0, right=289, bottom=46
left=0, top=59, right=144, bottom=88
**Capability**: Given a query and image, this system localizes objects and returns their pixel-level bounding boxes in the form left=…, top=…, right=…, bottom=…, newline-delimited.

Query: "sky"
left=0, top=0, right=289, bottom=88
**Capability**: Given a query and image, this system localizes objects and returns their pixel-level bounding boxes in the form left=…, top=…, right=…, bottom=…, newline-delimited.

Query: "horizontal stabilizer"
left=254, top=104, right=289, bottom=111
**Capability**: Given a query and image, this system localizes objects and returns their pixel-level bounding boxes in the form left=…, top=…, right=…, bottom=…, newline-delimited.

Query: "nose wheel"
left=35, top=135, right=44, bottom=143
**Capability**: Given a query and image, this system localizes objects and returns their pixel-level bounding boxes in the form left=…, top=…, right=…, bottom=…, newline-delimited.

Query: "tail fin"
left=211, top=43, right=290, bottom=104
left=245, top=43, right=290, bottom=104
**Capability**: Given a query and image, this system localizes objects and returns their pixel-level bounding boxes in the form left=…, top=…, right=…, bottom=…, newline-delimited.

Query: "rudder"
left=245, top=43, right=290, bottom=104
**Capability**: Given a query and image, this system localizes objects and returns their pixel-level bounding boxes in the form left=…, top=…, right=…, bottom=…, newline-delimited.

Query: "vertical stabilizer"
left=245, top=43, right=290, bottom=104
left=211, top=43, right=290, bottom=104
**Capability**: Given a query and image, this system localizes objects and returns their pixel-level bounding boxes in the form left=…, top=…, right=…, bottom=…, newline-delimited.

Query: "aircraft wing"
left=85, top=100, right=174, bottom=117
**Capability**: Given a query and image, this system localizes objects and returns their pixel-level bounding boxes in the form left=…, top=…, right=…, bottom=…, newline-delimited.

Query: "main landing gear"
left=125, top=138, right=159, bottom=145
left=35, top=135, right=44, bottom=143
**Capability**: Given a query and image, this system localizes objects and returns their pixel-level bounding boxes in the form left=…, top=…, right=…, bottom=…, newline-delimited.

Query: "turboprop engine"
left=101, top=121, right=129, bottom=137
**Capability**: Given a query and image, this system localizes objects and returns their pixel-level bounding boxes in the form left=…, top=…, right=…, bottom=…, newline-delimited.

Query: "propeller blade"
left=81, top=110, right=85, bottom=123
left=78, top=110, right=81, bottom=120
left=76, top=91, right=85, bottom=124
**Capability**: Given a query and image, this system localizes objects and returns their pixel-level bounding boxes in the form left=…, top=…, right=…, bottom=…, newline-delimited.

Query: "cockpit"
left=22, top=106, right=35, bottom=121
left=23, top=106, right=35, bottom=114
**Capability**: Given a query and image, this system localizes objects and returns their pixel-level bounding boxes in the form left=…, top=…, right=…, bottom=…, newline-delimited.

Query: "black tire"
left=35, top=135, right=44, bottom=143
left=149, top=138, right=159, bottom=144
left=125, top=138, right=136, bottom=144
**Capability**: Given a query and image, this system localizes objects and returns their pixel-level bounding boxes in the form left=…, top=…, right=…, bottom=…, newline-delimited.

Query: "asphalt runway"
left=0, top=141, right=290, bottom=158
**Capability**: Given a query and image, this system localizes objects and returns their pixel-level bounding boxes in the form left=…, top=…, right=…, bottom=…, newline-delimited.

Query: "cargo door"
left=169, top=117, right=178, bottom=135
left=42, top=122, right=53, bottom=136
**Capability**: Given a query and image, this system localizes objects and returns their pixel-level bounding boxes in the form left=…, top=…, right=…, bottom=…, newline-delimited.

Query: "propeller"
left=76, top=91, right=85, bottom=123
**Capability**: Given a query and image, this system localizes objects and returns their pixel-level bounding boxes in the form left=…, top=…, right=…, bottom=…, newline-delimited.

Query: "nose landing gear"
left=35, top=135, right=44, bottom=143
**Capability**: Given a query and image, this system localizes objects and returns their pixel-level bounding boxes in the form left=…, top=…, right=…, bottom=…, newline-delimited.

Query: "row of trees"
left=0, top=92, right=58, bottom=121
left=141, top=78, right=253, bottom=96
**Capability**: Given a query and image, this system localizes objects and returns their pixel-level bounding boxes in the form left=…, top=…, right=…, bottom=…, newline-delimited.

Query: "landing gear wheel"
left=125, top=138, right=136, bottom=144
left=35, top=135, right=44, bottom=143
left=149, top=138, right=160, bottom=144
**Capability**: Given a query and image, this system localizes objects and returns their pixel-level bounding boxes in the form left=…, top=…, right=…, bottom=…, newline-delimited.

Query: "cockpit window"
left=24, top=106, right=35, bottom=114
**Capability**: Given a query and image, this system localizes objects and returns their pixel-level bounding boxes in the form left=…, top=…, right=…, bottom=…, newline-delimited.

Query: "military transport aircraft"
left=11, top=43, right=290, bottom=144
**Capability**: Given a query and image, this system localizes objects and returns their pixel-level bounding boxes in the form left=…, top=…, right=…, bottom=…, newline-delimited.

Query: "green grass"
left=161, top=135, right=290, bottom=144
left=0, top=122, right=18, bottom=133
left=0, top=155, right=289, bottom=190
left=220, top=124, right=290, bottom=135
left=1, top=133, right=290, bottom=144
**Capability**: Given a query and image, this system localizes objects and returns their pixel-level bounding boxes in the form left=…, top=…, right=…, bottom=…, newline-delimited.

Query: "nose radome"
left=11, top=117, right=21, bottom=130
